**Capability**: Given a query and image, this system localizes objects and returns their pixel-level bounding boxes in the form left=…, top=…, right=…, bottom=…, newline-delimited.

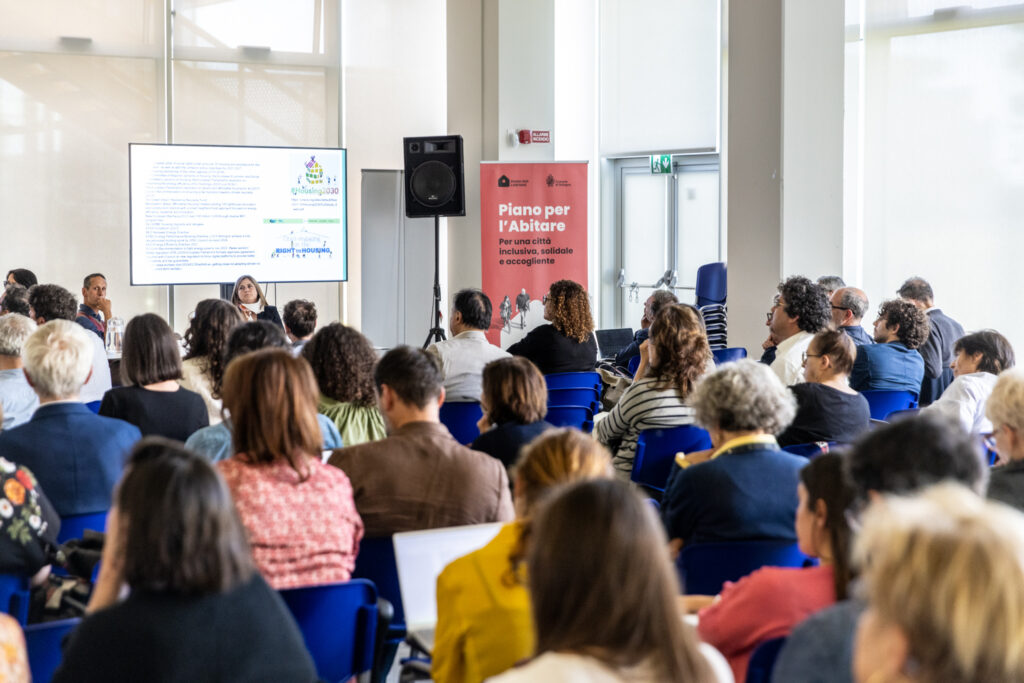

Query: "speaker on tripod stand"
left=403, top=135, right=465, bottom=348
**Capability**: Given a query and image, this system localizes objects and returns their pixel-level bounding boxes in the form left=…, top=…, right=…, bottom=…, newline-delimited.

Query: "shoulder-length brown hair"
left=230, top=274, right=268, bottom=308
left=221, top=348, right=322, bottom=479
left=118, top=437, right=254, bottom=596
left=528, top=479, right=715, bottom=682
left=121, top=313, right=182, bottom=386
left=548, top=280, right=594, bottom=343
left=302, top=323, right=378, bottom=406
left=648, top=304, right=711, bottom=398
left=481, top=357, right=547, bottom=425
left=183, top=299, right=244, bottom=397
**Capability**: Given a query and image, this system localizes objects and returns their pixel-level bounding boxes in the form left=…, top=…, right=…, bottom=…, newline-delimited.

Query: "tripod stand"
left=423, top=214, right=446, bottom=348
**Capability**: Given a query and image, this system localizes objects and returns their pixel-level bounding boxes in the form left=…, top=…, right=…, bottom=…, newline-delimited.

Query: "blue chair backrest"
left=677, top=540, right=814, bottom=595
left=712, top=347, right=747, bottom=365
left=351, top=537, right=404, bottom=630
left=860, top=390, right=919, bottom=421
left=25, top=617, right=80, bottom=683
left=280, top=579, right=379, bottom=682
left=57, top=510, right=108, bottom=544
left=545, top=405, right=594, bottom=433
left=438, top=402, right=483, bottom=446
left=631, top=426, right=713, bottom=493
left=0, top=573, right=30, bottom=625
left=695, top=262, right=727, bottom=307
left=626, top=355, right=641, bottom=377
left=885, top=408, right=920, bottom=422
left=781, top=442, right=837, bottom=459
left=544, top=372, right=602, bottom=394
left=746, top=636, right=787, bottom=683
left=546, top=387, right=599, bottom=413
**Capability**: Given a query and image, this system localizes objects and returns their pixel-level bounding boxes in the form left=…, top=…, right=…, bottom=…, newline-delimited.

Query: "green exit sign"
left=650, top=154, right=672, bottom=174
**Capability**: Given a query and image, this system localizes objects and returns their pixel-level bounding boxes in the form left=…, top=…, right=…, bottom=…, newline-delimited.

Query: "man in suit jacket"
left=830, top=287, right=874, bottom=347
left=850, top=299, right=930, bottom=394
left=0, top=320, right=140, bottom=516
left=329, top=345, right=513, bottom=537
left=898, top=277, right=965, bottom=406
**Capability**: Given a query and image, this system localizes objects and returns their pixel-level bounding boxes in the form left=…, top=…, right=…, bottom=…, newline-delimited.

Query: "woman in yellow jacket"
left=431, top=428, right=614, bottom=683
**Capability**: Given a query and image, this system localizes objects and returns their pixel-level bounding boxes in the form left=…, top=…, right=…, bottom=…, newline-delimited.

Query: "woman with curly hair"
left=180, top=299, right=244, bottom=425
left=302, top=323, right=386, bottom=446
left=596, top=304, right=712, bottom=481
left=507, top=279, right=597, bottom=375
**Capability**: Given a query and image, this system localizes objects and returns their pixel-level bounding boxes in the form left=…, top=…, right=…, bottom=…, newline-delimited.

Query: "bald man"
left=830, top=287, right=873, bottom=346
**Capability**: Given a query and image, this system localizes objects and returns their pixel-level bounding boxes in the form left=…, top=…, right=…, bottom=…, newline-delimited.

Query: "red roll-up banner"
left=480, top=162, right=588, bottom=347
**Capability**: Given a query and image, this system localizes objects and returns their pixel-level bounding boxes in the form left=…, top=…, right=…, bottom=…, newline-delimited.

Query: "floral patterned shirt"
left=0, top=458, right=59, bottom=575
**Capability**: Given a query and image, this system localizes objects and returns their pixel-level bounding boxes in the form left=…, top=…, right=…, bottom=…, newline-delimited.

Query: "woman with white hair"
left=984, top=368, right=1024, bottom=511
left=0, top=313, right=39, bottom=430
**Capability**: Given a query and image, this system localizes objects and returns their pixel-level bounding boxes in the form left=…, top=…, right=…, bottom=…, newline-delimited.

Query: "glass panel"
left=0, top=0, right=161, bottom=45
left=620, top=172, right=670, bottom=330
left=174, top=0, right=328, bottom=54
left=674, top=169, right=720, bottom=290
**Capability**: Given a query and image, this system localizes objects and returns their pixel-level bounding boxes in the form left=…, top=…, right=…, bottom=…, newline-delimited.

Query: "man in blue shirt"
left=0, top=313, right=39, bottom=430
left=75, top=273, right=112, bottom=341
left=849, top=299, right=929, bottom=394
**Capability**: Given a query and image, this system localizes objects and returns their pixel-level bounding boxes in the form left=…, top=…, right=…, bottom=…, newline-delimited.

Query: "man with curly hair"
left=898, top=277, right=965, bottom=406
left=768, top=276, right=831, bottom=386
left=849, top=299, right=929, bottom=394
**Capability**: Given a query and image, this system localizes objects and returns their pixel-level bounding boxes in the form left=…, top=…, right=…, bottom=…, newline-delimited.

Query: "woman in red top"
left=694, top=453, right=854, bottom=682
left=217, top=348, right=363, bottom=589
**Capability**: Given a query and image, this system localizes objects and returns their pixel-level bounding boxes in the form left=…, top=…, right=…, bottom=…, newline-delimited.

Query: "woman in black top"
left=231, top=274, right=283, bottom=328
left=507, top=279, right=597, bottom=375
left=52, top=438, right=317, bottom=683
left=472, top=357, right=553, bottom=471
left=777, top=328, right=871, bottom=447
left=99, top=314, right=208, bottom=441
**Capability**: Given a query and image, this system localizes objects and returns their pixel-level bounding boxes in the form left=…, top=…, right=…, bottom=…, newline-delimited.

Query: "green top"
left=318, top=395, right=387, bottom=447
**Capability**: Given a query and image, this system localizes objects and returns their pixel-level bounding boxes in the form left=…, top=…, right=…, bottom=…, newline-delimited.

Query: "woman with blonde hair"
left=985, top=368, right=1024, bottom=510
left=432, top=429, right=613, bottom=683
left=230, top=274, right=283, bottom=327
left=853, top=483, right=1024, bottom=683
left=596, top=303, right=711, bottom=481
left=507, top=279, right=597, bottom=375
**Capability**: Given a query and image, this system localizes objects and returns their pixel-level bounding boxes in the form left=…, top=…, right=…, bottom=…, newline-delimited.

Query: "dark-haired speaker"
left=426, top=289, right=509, bottom=402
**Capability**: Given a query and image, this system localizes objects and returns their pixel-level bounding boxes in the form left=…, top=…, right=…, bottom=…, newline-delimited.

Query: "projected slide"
left=129, top=144, right=347, bottom=285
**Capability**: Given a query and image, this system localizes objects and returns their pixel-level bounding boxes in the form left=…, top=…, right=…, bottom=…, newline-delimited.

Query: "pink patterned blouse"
left=218, top=456, right=364, bottom=590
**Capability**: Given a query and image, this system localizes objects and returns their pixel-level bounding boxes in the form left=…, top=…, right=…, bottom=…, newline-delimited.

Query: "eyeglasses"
left=831, top=305, right=850, bottom=312
left=802, top=351, right=823, bottom=364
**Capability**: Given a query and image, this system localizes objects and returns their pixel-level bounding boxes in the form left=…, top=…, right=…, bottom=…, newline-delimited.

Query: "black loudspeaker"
left=403, top=135, right=465, bottom=218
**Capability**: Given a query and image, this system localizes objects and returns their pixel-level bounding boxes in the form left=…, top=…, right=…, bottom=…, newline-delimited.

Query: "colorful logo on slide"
left=305, top=156, right=324, bottom=185
left=292, top=153, right=340, bottom=196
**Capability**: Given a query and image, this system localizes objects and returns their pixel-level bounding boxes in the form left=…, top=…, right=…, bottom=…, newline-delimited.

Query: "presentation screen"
left=129, top=143, right=347, bottom=285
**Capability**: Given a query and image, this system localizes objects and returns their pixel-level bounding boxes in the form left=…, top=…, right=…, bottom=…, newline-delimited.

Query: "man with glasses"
left=829, top=287, right=873, bottom=346
left=767, top=277, right=831, bottom=386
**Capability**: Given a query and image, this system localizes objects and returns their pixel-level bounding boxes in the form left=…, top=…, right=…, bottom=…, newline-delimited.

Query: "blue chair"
left=782, top=442, right=837, bottom=459
left=631, top=426, right=713, bottom=493
left=544, top=372, right=602, bottom=394
left=860, top=390, right=918, bottom=420
left=695, top=262, right=727, bottom=307
left=57, top=510, right=108, bottom=544
left=746, top=637, right=787, bottom=683
left=351, top=537, right=405, bottom=683
left=546, top=387, right=600, bottom=413
left=712, top=347, right=747, bottom=365
left=545, top=405, right=593, bottom=433
left=0, top=573, right=30, bottom=625
left=438, top=402, right=483, bottom=446
left=25, top=617, right=80, bottom=683
left=626, top=355, right=641, bottom=376
left=677, top=540, right=815, bottom=596
left=280, top=580, right=379, bottom=682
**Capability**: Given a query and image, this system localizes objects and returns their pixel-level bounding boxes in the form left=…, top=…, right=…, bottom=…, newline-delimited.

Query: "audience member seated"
left=5, top=269, right=37, bottom=290
left=0, top=320, right=140, bottom=516
left=694, top=454, right=854, bottom=682
left=185, top=322, right=342, bottom=462
left=75, top=273, right=112, bottom=341
left=898, top=276, right=965, bottom=406
left=471, top=356, right=553, bottom=471
left=777, top=329, right=871, bottom=447
left=612, top=289, right=678, bottom=371
left=816, top=275, right=845, bottom=299
left=768, top=276, right=831, bottom=386
left=661, top=360, right=803, bottom=549
left=773, top=413, right=986, bottom=683
left=281, top=299, right=316, bottom=355
left=0, top=456, right=59, bottom=584
left=0, top=314, right=39, bottom=430
left=596, top=304, right=710, bottom=481
left=0, top=613, right=28, bottom=683
left=490, top=479, right=729, bottom=683
left=217, top=349, right=362, bottom=589
left=432, top=429, right=613, bottom=683
left=849, top=299, right=929, bottom=394
left=923, top=329, right=1014, bottom=434
left=230, top=274, right=282, bottom=327
left=0, top=284, right=30, bottom=317
left=179, top=298, right=243, bottom=425
left=984, top=368, right=1024, bottom=510
left=27, top=283, right=111, bottom=406
left=759, top=295, right=779, bottom=365
left=830, top=287, right=873, bottom=346
left=852, top=484, right=1024, bottom=683
left=426, top=288, right=510, bottom=401
left=51, top=439, right=318, bottom=683
left=99, top=314, right=209, bottom=440
left=329, top=346, right=513, bottom=537
left=507, top=279, right=598, bottom=375
left=302, top=323, right=386, bottom=446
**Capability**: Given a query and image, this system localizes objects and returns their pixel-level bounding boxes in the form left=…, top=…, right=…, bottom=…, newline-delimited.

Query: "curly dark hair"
left=27, top=284, right=77, bottom=322
left=302, top=322, right=378, bottom=407
left=648, top=304, right=712, bottom=399
left=1, top=284, right=30, bottom=317
left=282, top=299, right=317, bottom=338
left=876, top=299, right=930, bottom=349
left=183, top=299, right=244, bottom=399
left=778, top=276, right=831, bottom=333
left=212, top=321, right=289, bottom=397
left=547, top=279, right=594, bottom=343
